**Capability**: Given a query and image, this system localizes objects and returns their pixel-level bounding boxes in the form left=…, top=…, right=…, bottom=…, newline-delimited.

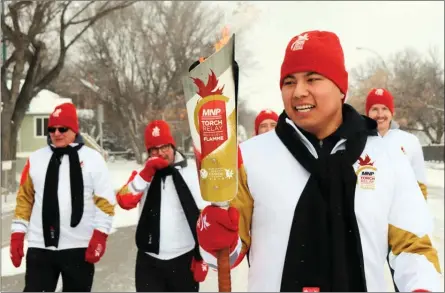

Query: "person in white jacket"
left=195, top=30, right=441, bottom=292
left=10, top=103, right=115, bottom=292
left=366, top=88, right=428, bottom=199
left=116, top=120, right=209, bottom=292
left=365, top=87, right=430, bottom=292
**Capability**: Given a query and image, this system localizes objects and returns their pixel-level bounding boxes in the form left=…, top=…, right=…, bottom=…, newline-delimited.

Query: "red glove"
left=85, top=230, right=108, bottom=264
left=10, top=232, right=25, bottom=268
left=196, top=205, right=239, bottom=256
left=116, top=170, right=143, bottom=210
left=139, top=156, right=169, bottom=182
left=191, top=257, right=208, bottom=282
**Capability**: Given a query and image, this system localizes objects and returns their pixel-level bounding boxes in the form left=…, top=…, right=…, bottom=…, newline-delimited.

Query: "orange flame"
left=199, top=26, right=230, bottom=64
left=214, top=26, right=230, bottom=52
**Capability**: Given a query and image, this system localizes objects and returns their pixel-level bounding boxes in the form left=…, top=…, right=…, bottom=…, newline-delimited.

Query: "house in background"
left=16, top=88, right=106, bottom=161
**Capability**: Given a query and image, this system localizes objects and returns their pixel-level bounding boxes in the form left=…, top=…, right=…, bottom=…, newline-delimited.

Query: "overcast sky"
left=216, top=1, right=445, bottom=114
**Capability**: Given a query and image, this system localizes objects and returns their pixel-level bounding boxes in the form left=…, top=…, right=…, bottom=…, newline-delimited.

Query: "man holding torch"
left=194, top=31, right=441, bottom=292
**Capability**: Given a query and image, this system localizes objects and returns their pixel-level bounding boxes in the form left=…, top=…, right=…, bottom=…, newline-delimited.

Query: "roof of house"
left=27, top=89, right=73, bottom=115
left=7, top=79, right=73, bottom=115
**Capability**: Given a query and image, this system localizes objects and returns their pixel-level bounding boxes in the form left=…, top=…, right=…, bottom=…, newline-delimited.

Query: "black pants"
left=387, top=248, right=399, bottom=292
left=24, top=247, right=94, bottom=292
left=135, top=249, right=198, bottom=292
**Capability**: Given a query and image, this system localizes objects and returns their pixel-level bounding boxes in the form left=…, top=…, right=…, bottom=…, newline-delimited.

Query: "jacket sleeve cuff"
left=130, top=173, right=150, bottom=193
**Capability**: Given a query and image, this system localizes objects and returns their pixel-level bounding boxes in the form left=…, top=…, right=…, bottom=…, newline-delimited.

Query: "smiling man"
left=10, top=103, right=115, bottom=292
left=366, top=88, right=428, bottom=199
left=366, top=88, right=429, bottom=292
left=195, top=31, right=441, bottom=292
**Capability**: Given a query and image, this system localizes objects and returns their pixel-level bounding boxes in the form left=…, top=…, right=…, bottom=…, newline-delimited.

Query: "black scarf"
left=275, top=104, right=377, bottom=292
left=135, top=154, right=202, bottom=261
left=42, top=137, right=84, bottom=248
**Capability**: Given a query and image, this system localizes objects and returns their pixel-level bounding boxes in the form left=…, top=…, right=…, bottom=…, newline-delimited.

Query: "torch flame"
left=199, top=26, right=230, bottom=63
left=214, top=26, right=230, bottom=52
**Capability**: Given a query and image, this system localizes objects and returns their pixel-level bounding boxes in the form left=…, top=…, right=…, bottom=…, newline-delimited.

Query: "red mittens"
left=191, top=257, right=209, bottom=282
left=116, top=170, right=143, bottom=210
left=10, top=232, right=25, bottom=268
left=196, top=205, right=240, bottom=256
left=85, top=229, right=108, bottom=264
left=139, top=156, right=169, bottom=182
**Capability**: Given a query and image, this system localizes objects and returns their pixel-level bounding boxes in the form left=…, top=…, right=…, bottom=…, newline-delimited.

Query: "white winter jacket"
left=117, top=152, right=208, bottom=260
left=202, top=119, right=442, bottom=292
left=11, top=143, right=115, bottom=250
left=380, top=124, right=428, bottom=198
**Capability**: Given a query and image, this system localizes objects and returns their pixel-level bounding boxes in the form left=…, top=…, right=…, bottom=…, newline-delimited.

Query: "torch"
left=181, top=30, right=239, bottom=292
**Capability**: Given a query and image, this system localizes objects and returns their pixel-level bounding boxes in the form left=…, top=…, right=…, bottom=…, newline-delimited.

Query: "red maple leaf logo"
left=191, top=70, right=224, bottom=98
left=358, top=154, right=374, bottom=167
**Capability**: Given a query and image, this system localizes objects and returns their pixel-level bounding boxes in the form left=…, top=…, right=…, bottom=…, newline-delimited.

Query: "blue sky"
left=216, top=1, right=445, bottom=113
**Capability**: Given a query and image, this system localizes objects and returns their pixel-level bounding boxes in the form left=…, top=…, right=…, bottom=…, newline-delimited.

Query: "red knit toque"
left=255, top=109, right=279, bottom=135
left=144, top=120, right=176, bottom=150
left=48, top=103, right=79, bottom=133
left=365, top=88, right=395, bottom=114
left=280, top=30, right=348, bottom=96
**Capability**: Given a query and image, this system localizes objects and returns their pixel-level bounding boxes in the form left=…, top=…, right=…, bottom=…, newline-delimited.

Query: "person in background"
left=116, top=120, right=209, bottom=292
left=366, top=88, right=430, bottom=292
left=366, top=88, right=428, bottom=199
left=10, top=103, right=115, bottom=292
left=254, top=109, right=279, bottom=135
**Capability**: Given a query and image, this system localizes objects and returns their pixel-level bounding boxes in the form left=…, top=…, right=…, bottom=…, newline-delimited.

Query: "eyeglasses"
left=149, top=144, right=172, bottom=154
left=48, top=127, right=69, bottom=133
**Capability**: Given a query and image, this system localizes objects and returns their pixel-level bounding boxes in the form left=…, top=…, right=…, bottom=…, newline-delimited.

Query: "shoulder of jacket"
left=180, top=164, right=198, bottom=179
left=80, top=146, right=107, bottom=165
left=80, top=145, right=103, bottom=157
left=29, top=146, right=52, bottom=161
left=240, top=130, right=278, bottom=153
left=391, top=128, right=417, bottom=139
left=365, top=135, right=408, bottom=167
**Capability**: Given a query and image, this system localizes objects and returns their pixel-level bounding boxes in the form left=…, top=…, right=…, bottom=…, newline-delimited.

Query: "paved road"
left=0, top=223, right=248, bottom=292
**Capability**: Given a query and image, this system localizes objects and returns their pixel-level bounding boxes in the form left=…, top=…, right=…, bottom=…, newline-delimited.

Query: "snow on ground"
left=1, top=193, right=17, bottom=215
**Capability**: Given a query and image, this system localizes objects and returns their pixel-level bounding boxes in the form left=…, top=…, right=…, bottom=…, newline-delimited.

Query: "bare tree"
left=1, top=0, right=136, bottom=171
left=75, top=1, right=225, bottom=163
left=348, top=47, right=444, bottom=144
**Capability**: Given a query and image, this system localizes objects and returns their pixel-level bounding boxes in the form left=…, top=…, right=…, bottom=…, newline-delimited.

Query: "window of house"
left=35, top=117, right=49, bottom=137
